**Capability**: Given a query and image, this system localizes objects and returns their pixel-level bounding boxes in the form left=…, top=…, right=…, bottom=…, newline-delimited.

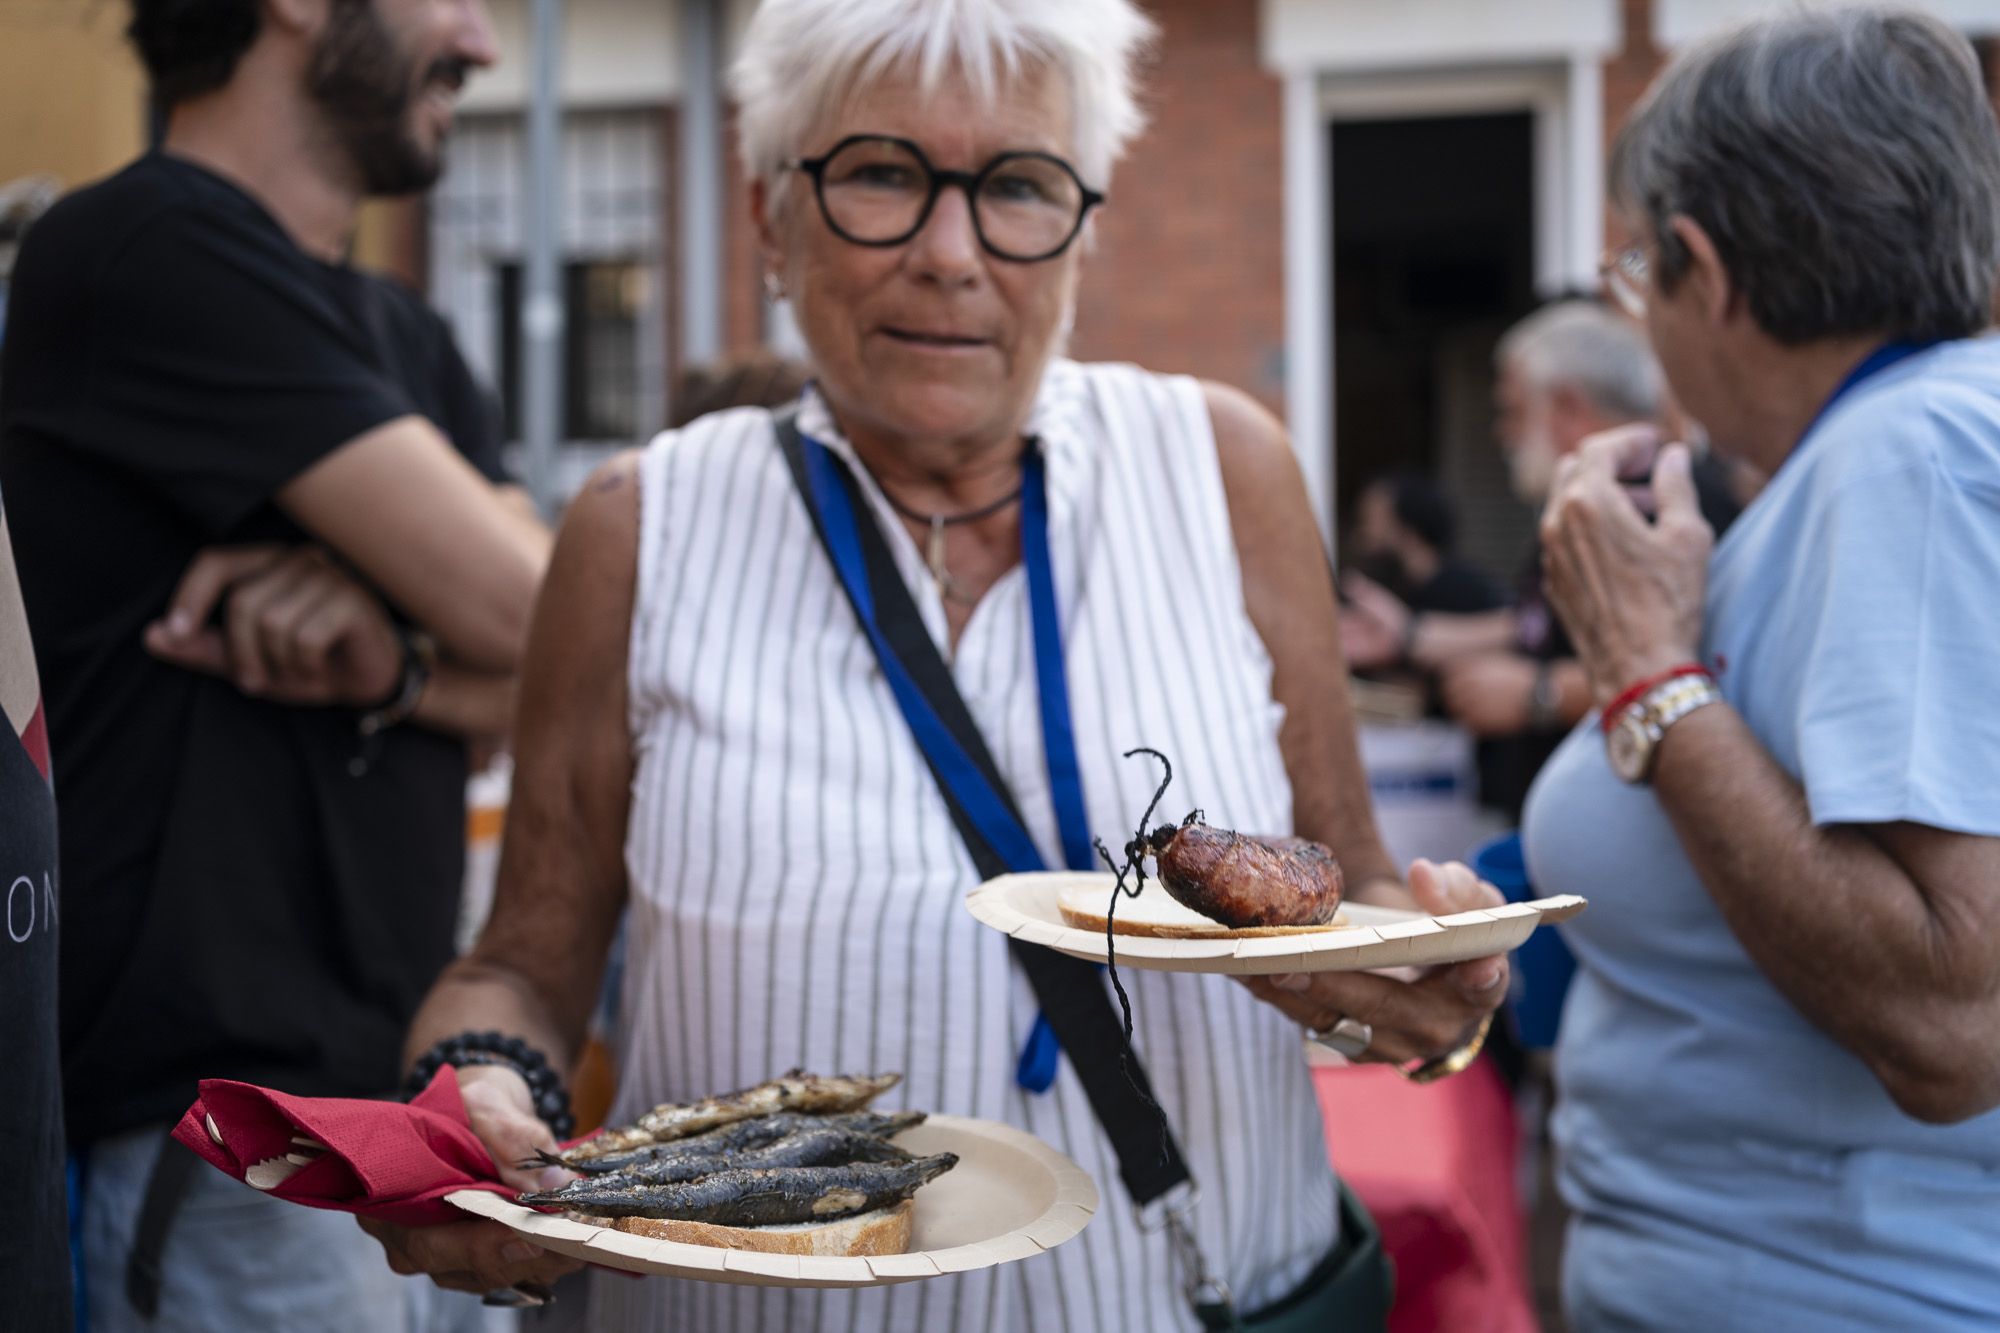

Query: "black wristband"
left=404, top=1030, right=575, bottom=1140
left=359, top=627, right=436, bottom=736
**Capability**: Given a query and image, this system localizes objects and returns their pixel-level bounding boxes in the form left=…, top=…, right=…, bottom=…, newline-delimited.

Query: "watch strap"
left=1646, top=675, right=1722, bottom=736
left=358, top=627, right=436, bottom=737
left=1527, top=662, right=1560, bottom=729
left=1619, top=674, right=1722, bottom=784
left=1601, top=662, right=1710, bottom=734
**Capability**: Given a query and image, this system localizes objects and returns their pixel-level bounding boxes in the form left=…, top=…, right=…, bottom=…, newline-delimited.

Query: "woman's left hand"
left=1239, top=859, right=1510, bottom=1067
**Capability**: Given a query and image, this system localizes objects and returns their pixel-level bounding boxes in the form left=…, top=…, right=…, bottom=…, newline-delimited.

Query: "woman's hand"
left=355, top=1066, right=583, bottom=1295
left=457, top=1064, right=575, bottom=1192
left=1239, top=859, right=1510, bottom=1066
left=1541, top=428, right=1714, bottom=706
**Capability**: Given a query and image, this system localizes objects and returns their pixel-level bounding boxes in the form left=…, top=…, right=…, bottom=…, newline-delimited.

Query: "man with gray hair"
left=1529, top=6, right=2000, bottom=1329
left=1342, top=298, right=1739, bottom=818
left=1492, top=300, right=1663, bottom=504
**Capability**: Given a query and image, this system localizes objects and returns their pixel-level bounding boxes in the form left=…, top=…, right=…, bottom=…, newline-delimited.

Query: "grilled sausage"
left=1143, top=822, right=1343, bottom=928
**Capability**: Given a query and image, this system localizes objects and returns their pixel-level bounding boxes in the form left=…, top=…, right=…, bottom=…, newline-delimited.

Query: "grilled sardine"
left=532, top=1127, right=914, bottom=1196
left=566, top=1070, right=901, bottom=1161
left=538, top=1108, right=926, bottom=1175
left=521, top=1153, right=958, bottom=1226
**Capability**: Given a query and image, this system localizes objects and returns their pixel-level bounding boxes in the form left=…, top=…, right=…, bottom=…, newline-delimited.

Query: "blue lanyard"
left=1798, top=340, right=1941, bottom=450
left=798, top=431, right=1091, bottom=1091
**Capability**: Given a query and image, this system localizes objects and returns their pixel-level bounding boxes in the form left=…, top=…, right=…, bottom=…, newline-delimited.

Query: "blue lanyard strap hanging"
left=797, top=433, right=1095, bottom=881
left=772, top=405, right=1195, bottom=1212
left=798, top=423, right=1090, bottom=1091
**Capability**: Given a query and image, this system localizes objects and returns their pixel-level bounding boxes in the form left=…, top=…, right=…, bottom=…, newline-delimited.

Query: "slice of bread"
left=1058, top=879, right=1348, bottom=939
left=605, top=1199, right=914, bottom=1256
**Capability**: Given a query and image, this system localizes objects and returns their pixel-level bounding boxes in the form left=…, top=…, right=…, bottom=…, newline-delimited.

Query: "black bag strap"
left=773, top=407, right=1193, bottom=1208
left=126, top=1135, right=201, bottom=1316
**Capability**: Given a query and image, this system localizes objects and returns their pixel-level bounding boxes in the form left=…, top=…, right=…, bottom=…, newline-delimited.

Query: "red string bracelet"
left=1600, top=663, right=1712, bottom=733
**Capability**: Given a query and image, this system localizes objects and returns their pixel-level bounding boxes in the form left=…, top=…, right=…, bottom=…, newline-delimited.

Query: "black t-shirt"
left=0, top=499, right=72, bottom=1329
left=1408, top=558, right=1506, bottom=616
left=1478, top=453, right=1746, bottom=818
left=0, top=153, right=504, bottom=1146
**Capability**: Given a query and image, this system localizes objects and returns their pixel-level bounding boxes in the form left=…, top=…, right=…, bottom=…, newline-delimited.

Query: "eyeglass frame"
left=1600, top=242, right=1652, bottom=318
left=786, top=133, right=1106, bottom=264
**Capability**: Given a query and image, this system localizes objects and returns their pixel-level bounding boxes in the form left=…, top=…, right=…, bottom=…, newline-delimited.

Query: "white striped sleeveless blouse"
left=601, top=359, right=1339, bottom=1332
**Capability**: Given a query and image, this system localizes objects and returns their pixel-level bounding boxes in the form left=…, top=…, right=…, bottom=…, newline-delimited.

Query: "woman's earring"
left=763, top=271, right=786, bottom=304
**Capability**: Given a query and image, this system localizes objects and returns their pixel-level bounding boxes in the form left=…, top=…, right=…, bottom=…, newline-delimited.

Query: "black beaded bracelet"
left=403, top=1030, right=575, bottom=1140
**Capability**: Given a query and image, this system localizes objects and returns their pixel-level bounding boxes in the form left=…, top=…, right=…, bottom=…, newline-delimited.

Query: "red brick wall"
left=1067, top=0, right=1288, bottom=414
left=1602, top=0, right=1665, bottom=248
left=720, top=110, right=766, bottom=359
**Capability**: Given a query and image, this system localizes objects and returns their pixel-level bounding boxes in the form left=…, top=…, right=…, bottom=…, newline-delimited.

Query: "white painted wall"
left=1656, top=0, right=2000, bottom=46
left=462, top=0, right=682, bottom=111
left=1261, top=0, right=1621, bottom=72
left=1282, top=71, right=1333, bottom=548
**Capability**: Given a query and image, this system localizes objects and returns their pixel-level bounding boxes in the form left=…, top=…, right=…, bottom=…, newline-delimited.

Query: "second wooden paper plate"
left=965, top=871, right=1586, bottom=975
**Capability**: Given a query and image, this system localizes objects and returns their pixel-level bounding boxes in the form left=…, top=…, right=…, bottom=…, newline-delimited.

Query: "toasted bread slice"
left=1058, top=879, right=1348, bottom=939
left=606, top=1199, right=914, bottom=1256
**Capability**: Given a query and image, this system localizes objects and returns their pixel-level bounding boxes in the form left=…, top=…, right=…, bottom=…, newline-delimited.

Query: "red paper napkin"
left=172, top=1067, right=517, bottom=1227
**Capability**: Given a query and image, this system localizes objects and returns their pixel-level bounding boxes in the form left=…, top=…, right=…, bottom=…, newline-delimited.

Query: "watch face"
left=1608, top=714, right=1653, bottom=783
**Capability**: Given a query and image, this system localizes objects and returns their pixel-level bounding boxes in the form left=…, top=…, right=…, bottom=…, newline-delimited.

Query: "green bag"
left=1193, top=1182, right=1394, bottom=1332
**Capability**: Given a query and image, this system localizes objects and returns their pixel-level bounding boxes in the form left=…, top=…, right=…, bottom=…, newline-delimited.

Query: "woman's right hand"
left=457, top=1063, right=576, bottom=1193
left=356, top=1065, right=585, bottom=1295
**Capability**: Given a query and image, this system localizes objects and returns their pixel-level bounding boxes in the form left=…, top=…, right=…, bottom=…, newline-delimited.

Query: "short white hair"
left=1496, top=300, right=1663, bottom=423
left=729, top=0, right=1156, bottom=191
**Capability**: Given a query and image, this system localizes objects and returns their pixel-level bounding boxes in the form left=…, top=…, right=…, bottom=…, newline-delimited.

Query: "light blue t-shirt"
left=1523, top=336, right=2000, bottom=1331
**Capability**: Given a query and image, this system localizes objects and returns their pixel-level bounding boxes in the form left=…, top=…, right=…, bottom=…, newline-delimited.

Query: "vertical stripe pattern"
left=603, top=361, right=1339, bottom=1332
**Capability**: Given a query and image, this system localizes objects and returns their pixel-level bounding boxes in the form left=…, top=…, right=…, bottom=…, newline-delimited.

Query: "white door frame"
left=1281, top=59, right=1605, bottom=547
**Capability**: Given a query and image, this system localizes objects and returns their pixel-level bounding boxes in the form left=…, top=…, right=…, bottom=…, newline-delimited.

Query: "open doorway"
left=1330, top=112, right=1537, bottom=581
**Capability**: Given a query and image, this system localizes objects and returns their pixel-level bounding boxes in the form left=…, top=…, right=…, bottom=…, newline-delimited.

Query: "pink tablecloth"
left=1317, top=1057, right=1537, bottom=1333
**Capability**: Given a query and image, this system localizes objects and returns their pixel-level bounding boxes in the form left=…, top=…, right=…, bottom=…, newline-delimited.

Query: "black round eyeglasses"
left=787, top=134, right=1105, bottom=264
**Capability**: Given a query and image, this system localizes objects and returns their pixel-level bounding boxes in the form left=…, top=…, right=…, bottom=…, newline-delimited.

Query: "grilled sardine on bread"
left=536, top=1108, right=926, bottom=1175
left=564, top=1070, right=901, bottom=1162
left=516, top=1071, right=954, bottom=1259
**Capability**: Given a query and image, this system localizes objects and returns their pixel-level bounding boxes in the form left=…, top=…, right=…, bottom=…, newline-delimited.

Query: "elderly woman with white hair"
left=362, top=1, right=1510, bottom=1327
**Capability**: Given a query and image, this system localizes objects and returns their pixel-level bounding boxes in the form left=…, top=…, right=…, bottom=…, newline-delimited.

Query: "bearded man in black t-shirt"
left=0, top=1, right=550, bottom=1327
left=1340, top=301, right=1742, bottom=819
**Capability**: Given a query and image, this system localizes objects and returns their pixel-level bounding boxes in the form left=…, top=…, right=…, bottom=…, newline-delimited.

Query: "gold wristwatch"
left=1605, top=673, right=1722, bottom=785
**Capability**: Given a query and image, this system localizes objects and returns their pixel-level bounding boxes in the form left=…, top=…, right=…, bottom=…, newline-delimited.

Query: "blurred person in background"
left=358, top=1, right=1515, bottom=1328
left=1342, top=300, right=1741, bottom=818
left=1348, top=472, right=1504, bottom=617
left=1531, top=8, right=2000, bottom=1327
left=0, top=0, right=548, bottom=1327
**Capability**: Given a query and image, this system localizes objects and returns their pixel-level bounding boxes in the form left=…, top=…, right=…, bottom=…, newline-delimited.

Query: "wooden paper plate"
left=446, top=1114, right=1096, bottom=1288
left=966, top=871, right=1586, bottom=976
